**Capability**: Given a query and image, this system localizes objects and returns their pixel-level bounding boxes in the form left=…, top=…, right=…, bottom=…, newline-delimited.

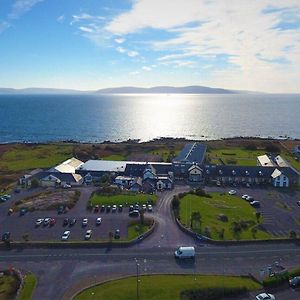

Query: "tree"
left=108, top=231, right=113, bottom=242
left=139, top=209, right=145, bottom=225
left=256, top=212, right=261, bottom=223
left=290, top=230, right=297, bottom=239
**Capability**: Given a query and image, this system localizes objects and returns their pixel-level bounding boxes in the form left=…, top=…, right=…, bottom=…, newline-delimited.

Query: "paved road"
left=1, top=185, right=300, bottom=299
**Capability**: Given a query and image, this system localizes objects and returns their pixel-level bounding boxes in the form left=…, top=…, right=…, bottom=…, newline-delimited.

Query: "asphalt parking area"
left=1, top=208, right=149, bottom=242
left=206, top=186, right=300, bottom=237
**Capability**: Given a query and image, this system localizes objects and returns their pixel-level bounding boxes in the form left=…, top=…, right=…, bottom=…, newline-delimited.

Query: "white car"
left=82, top=218, right=88, bottom=226
left=228, top=190, right=237, bottom=195
left=61, top=230, right=70, bottom=241
left=147, top=204, right=153, bottom=212
left=241, top=194, right=249, bottom=200
left=112, top=205, right=117, bottom=212
left=62, top=183, right=71, bottom=189
left=35, top=218, right=44, bottom=226
left=96, top=217, right=102, bottom=225
left=44, top=218, right=51, bottom=225
left=255, top=293, right=275, bottom=300
left=85, top=230, right=92, bottom=240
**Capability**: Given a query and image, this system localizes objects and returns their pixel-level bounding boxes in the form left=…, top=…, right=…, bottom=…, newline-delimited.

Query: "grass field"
left=75, top=274, right=261, bottom=300
left=89, top=193, right=157, bottom=206
left=127, top=223, right=149, bottom=240
left=18, top=273, right=37, bottom=300
left=0, top=144, right=73, bottom=171
left=148, top=149, right=180, bottom=162
left=0, top=274, right=19, bottom=300
left=102, top=154, right=126, bottom=161
left=207, top=148, right=265, bottom=166
left=282, top=152, right=300, bottom=171
left=179, top=193, right=272, bottom=240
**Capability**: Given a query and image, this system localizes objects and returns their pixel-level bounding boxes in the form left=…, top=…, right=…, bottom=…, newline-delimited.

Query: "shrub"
left=290, top=230, right=297, bottom=239
left=217, top=214, right=228, bottom=222
left=265, top=144, right=281, bottom=153
left=245, top=143, right=257, bottom=151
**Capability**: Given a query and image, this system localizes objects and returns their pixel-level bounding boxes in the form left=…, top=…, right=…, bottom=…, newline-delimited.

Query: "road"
left=0, top=186, right=299, bottom=299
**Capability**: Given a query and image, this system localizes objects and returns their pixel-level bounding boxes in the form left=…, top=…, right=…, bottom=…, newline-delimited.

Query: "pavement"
left=1, top=185, right=300, bottom=299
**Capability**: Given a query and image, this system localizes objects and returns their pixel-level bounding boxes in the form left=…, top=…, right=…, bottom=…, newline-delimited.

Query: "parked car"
left=50, top=218, right=56, bottom=226
left=7, top=208, right=13, bottom=216
left=69, top=218, right=76, bottom=226
left=19, top=208, right=27, bottom=216
left=129, top=205, right=134, bottom=212
left=82, top=218, right=88, bottom=226
left=43, top=218, right=51, bottom=226
left=142, top=204, right=147, bottom=211
left=1, top=232, right=10, bottom=241
left=61, top=230, right=70, bottom=241
left=14, top=188, right=21, bottom=193
left=118, top=204, right=123, bottom=212
left=112, top=205, right=117, bottom=213
left=35, top=218, right=44, bottom=226
left=100, top=205, right=105, bottom=212
left=57, top=205, right=65, bottom=214
left=241, top=194, right=249, bottom=200
left=85, top=230, right=92, bottom=240
left=228, top=190, right=236, bottom=195
left=245, top=195, right=254, bottom=202
left=250, top=200, right=260, bottom=207
left=114, top=229, right=120, bottom=239
left=62, top=183, right=71, bottom=189
left=94, top=205, right=99, bottom=213
left=297, top=201, right=300, bottom=207
left=106, top=205, right=111, bottom=212
left=96, top=217, right=102, bottom=225
left=289, top=276, right=300, bottom=288
left=129, top=210, right=139, bottom=217
left=63, top=218, right=69, bottom=226
left=255, top=293, right=275, bottom=300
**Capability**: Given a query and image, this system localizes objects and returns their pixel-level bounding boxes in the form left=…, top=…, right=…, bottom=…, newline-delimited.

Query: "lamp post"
left=135, top=258, right=140, bottom=300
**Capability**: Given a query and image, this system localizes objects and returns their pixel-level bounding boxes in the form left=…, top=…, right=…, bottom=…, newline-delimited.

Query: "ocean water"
left=0, top=93, right=299, bottom=143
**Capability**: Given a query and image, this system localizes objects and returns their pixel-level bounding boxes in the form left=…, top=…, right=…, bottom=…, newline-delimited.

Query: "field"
left=127, top=223, right=149, bottom=240
left=18, top=273, right=37, bottom=300
left=0, top=274, right=19, bottom=300
left=75, top=274, right=261, bottom=300
left=179, top=192, right=272, bottom=240
left=206, top=148, right=265, bottom=166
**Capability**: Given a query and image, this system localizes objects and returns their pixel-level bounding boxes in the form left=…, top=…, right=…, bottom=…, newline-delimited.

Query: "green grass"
left=18, top=274, right=37, bottom=300
left=127, top=223, right=149, bottom=240
left=148, top=149, right=180, bottom=162
left=102, top=154, right=126, bottom=161
left=89, top=193, right=157, bottom=206
left=0, top=274, right=19, bottom=300
left=0, top=144, right=73, bottom=171
left=179, top=193, right=272, bottom=240
left=282, top=152, right=300, bottom=171
left=75, top=274, right=261, bottom=300
left=207, top=148, right=265, bottom=166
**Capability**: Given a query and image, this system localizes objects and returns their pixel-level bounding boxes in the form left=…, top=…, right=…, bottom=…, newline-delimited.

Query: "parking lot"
left=0, top=187, right=154, bottom=242
left=206, top=186, right=300, bottom=237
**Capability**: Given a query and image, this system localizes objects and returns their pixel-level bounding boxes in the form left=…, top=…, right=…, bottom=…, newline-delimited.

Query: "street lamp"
left=135, top=258, right=140, bottom=300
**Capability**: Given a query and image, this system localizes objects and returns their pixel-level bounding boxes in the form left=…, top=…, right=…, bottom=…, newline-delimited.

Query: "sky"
left=0, top=0, right=300, bottom=93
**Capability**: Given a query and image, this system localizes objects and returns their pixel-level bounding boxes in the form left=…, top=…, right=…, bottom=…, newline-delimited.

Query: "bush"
left=245, top=143, right=257, bottom=151
left=217, top=214, right=228, bottom=222
left=265, top=144, right=281, bottom=153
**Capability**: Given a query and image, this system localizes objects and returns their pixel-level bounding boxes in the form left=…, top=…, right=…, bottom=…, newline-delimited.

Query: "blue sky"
left=0, top=0, right=300, bottom=92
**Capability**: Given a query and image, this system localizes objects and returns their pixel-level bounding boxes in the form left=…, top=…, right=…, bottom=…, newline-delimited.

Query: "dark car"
left=19, top=208, right=27, bottom=216
left=69, top=218, right=76, bottom=226
left=100, top=205, right=105, bottom=212
left=94, top=205, right=99, bottom=213
left=106, top=205, right=111, bottom=213
left=129, top=205, right=134, bottom=212
left=118, top=205, right=123, bottom=212
left=250, top=200, right=260, bottom=208
left=63, top=218, right=69, bottom=226
left=129, top=210, right=139, bottom=217
left=57, top=205, right=65, bottom=214
left=2, top=232, right=10, bottom=241
left=50, top=218, right=56, bottom=226
left=289, top=276, right=300, bottom=288
left=114, top=229, right=120, bottom=239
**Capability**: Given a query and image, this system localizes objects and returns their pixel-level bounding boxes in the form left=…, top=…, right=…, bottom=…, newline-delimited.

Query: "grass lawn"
left=282, top=152, right=300, bottom=171
left=89, top=193, right=157, bottom=206
left=102, top=154, right=126, bottom=161
left=207, top=148, right=265, bottom=166
left=18, top=273, right=37, bottom=300
left=0, top=144, right=73, bottom=171
left=0, top=274, right=19, bottom=300
left=127, top=223, right=149, bottom=240
left=75, top=274, right=261, bottom=300
left=148, top=149, right=180, bottom=162
left=179, top=193, right=272, bottom=240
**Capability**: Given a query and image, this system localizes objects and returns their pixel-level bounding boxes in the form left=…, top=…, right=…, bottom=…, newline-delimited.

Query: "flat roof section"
left=173, top=142, right=207, bottom=164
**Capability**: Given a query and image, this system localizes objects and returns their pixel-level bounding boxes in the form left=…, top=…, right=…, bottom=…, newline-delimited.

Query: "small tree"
left=140, top=209, right=145, bottom=225
left=108, top=231, right=113, bottom=242
left=31, top=179, right=39, bottom=188
left=290, top=230, right=297, bottom=239
left=22, top=234, right=29, bottom=242
left=251, top=227, right=257, bottom=239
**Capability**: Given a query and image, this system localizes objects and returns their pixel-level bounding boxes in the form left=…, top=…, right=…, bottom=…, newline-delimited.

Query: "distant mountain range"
left=0, top=85, right=248, bottom=95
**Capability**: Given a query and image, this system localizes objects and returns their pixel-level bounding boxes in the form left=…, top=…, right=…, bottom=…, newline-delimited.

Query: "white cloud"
left=127, top=50, right=139, bottom=57
left=8, top=0, right=44, bottom=19
left=115, top=37, right=125, bottom=44
left=71, top=13, right=105, bottom=25
left=142, top=66, right=152, bottom=71
left=105, top=0, right=300, bottom=92
left=130, top=71, right=140, bottom=75
left=79, top=26, right=95, bottom=33
left=0, top=20, right=10, bottom=33
left=57, top=15, right=65, bottom=23
left=116, top=46, right=126, bottom=53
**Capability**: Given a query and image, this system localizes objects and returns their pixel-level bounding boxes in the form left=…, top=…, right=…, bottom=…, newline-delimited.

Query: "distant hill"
left=96, top=85, right=238, bottom=94
left=0, top=85, right=245, bottom=95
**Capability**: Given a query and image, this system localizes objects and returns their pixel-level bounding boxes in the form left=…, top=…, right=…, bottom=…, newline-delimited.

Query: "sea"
left=0, top=93, right=299, bottom=143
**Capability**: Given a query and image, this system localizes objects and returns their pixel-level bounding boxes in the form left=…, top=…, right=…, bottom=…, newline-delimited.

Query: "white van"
left=174, top=246, right=195, bottom=259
